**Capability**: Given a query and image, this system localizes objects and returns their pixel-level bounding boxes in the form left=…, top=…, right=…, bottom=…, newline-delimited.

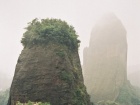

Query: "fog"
left=0, top=0, right=140, bottom=78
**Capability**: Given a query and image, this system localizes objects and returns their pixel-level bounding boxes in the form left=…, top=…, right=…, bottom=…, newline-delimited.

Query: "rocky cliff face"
left=83, top=14, right=127, bottom=102
left=8, top=19, right=92, bottom=105
left=8, top=43, right=92, bottom=105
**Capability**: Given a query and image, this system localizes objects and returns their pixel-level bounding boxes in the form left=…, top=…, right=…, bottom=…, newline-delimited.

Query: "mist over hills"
left=0, top=12, right=139, bottom=105
left=128, top=65, right=140, bottom=88
left=0, top=71, right=12, bottom=91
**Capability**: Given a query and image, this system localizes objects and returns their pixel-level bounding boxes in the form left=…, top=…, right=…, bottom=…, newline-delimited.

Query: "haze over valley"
left=0, top=0, right=140, bottom=105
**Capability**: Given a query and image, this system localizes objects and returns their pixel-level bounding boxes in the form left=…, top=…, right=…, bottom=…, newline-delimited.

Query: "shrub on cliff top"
left=21, top=18, right=80, bottom=50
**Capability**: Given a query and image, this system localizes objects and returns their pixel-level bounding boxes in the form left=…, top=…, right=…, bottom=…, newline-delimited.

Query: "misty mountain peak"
left=83, top=14, right=128, bottom=102
left=90, top=13, right=127, bottom=47
left=96, top=13, right=120, bottom=26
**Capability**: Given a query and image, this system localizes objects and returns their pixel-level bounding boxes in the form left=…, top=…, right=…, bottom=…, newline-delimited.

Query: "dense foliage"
left=0, top=89, right=9, bottom=105
left=116, top=83, right=140, bottom=105
left=21, top=18, right=80, bottom=50
left=16, top=101, right=50, bottom=105
left=97, top=100, right=119, bottom=105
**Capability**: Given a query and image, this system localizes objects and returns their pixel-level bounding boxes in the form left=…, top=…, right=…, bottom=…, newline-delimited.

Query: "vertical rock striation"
left=83, top=14, right=127, bottom=102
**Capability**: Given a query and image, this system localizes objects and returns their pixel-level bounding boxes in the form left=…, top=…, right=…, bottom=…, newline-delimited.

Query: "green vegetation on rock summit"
left=21, top=18, right=80, bottom=50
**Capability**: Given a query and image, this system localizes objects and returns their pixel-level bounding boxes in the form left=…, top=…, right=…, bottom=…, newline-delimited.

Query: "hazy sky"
left=0, top=0, right=140, bottom=77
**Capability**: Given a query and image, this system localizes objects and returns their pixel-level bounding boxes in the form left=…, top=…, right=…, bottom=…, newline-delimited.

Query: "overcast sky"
left=0, top=0, right=140, bottom=77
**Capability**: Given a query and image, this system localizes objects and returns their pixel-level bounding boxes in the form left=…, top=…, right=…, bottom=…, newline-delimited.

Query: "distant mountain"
left=128, top=65, right=140, bottom=87
left=0, top=72, right=12, bottom=91
left=83, top=13, right=127, bottom=103
left=83, top=13, right=140, bottom=105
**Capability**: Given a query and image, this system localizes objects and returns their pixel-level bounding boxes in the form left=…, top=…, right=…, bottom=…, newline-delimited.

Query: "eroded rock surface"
left=8, top=43, right=92, bottom=105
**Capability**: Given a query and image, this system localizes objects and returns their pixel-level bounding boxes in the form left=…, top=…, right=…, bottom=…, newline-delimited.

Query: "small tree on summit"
left=21, top=18, right=80, bottom=50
